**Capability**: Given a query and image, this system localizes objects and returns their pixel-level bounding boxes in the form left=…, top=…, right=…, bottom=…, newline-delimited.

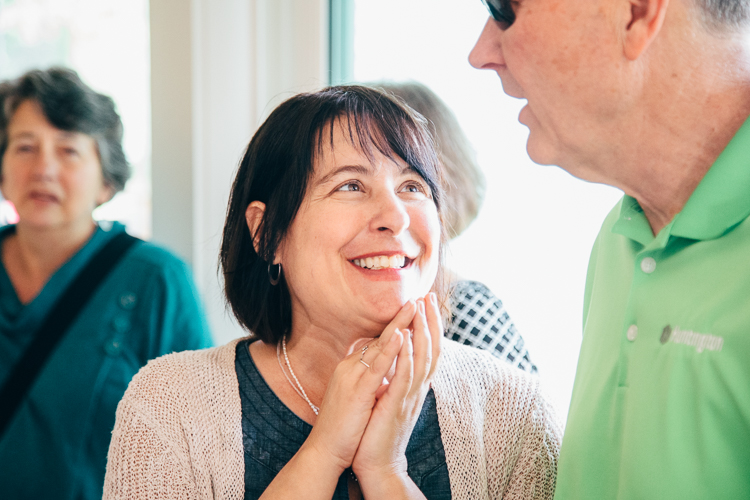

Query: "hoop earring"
left=268, top=263, right=282, bottom=286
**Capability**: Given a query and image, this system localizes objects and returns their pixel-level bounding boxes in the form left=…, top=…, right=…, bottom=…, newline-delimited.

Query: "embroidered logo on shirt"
left=661, top=325, right=724, bottom=353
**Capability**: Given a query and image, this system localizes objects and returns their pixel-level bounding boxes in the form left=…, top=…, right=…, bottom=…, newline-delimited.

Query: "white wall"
left=149, top=0, right=329, bottom=344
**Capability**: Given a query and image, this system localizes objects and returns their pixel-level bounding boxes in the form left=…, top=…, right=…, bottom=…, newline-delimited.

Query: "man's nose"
left=370, top=191, right=410, bottom=236
left=469, top=18, right=506, bottom=70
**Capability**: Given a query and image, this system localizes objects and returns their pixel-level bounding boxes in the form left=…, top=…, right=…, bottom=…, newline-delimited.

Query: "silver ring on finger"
left=359, top=345, right=370, bottom=368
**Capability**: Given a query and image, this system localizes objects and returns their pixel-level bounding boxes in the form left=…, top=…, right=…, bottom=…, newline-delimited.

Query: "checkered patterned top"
left=445, top=280, right=537, bottom=374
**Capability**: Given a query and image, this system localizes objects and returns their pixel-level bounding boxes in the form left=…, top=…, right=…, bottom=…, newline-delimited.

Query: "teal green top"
left=0, top=222, right=213, bottom=500
left=555, top=118, right=750, bottom=500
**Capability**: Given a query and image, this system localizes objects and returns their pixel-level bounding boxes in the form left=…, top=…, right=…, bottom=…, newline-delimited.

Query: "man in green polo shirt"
left=469, top=0, right=750, bottom=498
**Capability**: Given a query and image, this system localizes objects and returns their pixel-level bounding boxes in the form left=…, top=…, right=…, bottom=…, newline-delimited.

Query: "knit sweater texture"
left=104, top=338, right=561, bottom=499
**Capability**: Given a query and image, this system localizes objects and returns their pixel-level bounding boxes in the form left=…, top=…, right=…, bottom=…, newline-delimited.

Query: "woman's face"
left=0, top=99, right=110, bottom=232
left=279, top=121, right=441, bottom=336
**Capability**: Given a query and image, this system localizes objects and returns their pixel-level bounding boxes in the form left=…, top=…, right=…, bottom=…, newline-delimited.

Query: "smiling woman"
left=104, top=85, right=561, bottom=500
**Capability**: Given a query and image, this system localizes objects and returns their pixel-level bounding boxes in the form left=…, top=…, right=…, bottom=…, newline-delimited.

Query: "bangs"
left=311, top=94, right=442, bottom=211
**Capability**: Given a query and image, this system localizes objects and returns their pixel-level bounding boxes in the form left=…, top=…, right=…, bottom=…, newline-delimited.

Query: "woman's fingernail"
left=418, top=300, right=425, bottom=314
left=430, top=292, right=437, bottom=304
left=391, top=329, right=402, bottom=344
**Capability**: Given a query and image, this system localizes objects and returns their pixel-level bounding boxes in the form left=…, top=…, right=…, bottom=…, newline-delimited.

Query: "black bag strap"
left=0, top=230, right=140, bottom=440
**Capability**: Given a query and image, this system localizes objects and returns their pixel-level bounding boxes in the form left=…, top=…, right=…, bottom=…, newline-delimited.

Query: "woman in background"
left=0, top=67, right=212, bottom=499
left=376, top=81, right=537, bottom=373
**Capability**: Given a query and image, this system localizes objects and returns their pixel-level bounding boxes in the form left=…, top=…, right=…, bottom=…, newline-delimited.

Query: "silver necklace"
left=277, top=335, right=319, bottom=415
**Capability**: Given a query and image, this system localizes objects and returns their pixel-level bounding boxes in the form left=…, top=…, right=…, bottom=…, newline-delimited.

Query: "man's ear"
left=245, top=201, right=267, bottom=255
left=623, top=0, right=670, bottom=60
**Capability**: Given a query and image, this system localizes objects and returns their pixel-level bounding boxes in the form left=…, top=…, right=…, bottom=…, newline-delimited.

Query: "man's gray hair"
left=698, top=0, right=750, bottom=30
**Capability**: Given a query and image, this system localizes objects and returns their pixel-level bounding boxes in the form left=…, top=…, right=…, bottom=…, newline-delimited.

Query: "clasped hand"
left=307, top=292, right=442, bottom=493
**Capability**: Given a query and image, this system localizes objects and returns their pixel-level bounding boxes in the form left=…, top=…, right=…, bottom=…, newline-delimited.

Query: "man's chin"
left=525, top=136, right=559, bottom=167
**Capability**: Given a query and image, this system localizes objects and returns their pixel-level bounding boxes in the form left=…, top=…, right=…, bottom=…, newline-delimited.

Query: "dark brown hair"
left=0, top=67, right=130, bottom=194
left=220, top=85, right=446, bottom=343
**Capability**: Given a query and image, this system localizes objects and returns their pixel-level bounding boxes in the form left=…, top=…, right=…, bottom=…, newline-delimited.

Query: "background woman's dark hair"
left=373, top=81, right=485, bottom=240
left=0, top=67, right=130, bottom=195
left=221, top=85, right=445, bottom=343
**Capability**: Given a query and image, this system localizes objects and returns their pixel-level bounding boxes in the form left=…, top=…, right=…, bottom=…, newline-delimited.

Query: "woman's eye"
left=14, top=144, right=34, bottom=153
left=62, top=147, right=80, bottom=157
left=400, top=181, right=429, bottom=196
left=337, top=181, right=361, bottom=192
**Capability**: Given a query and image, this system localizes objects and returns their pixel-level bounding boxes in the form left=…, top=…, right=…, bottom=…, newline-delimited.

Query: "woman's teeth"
left=353, top=255, right=407, bottom=270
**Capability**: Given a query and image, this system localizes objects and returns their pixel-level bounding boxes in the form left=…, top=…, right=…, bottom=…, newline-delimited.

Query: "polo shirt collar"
left=613, top=114, right=750, bottom=246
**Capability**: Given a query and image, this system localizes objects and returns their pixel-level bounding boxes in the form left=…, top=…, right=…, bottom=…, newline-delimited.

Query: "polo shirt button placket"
left=640, top=257, right=657, bottom=274
left=626, top=325, right=638, bottom=342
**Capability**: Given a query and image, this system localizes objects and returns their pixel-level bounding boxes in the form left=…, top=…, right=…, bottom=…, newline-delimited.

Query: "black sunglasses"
left=481, top=0, right=516, bottom=26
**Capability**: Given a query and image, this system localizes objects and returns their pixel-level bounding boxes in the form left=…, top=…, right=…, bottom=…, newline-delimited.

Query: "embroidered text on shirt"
left=661, top=325, right=724, bottom=353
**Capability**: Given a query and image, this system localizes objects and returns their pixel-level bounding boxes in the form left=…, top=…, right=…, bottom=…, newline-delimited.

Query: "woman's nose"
left=370, top=192, right=410, bottom=236
left=30, top=146, right=58, bottom=179
left=469, top=18, right=506, bottom=70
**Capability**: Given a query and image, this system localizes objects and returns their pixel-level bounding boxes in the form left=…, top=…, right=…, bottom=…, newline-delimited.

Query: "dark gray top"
left=235, top=338, right=451, bottom=499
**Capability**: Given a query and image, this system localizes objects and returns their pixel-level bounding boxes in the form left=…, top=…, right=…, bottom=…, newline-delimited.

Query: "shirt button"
left=119, top=293, right=137, bottom=310
left=626, top=325, right=638, bottom=342
left=105, top=339, right=122, bottom=356
left=640, top=257, right=656, bottom=274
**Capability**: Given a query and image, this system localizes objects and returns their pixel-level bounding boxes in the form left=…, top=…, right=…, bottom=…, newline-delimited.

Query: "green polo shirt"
left=555, top=118, right=750, bottom=500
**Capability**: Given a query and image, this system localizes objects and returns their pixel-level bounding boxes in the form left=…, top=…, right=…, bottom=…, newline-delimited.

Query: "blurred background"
left=0, top=0, right=622, bottom=421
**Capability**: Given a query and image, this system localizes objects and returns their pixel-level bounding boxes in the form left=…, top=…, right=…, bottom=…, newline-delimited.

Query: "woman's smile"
left=351, top=254, right=409, bottom=270
left=349, top=252, right=417, bottom=281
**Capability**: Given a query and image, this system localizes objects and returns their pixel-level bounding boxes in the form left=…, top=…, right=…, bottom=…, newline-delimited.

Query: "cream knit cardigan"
left=104, top=338, right=561, bottom=500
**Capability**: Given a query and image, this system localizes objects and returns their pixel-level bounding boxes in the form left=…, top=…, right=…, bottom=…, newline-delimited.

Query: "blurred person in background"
left=0, top=67, right=212, bottom=499
left=375, top=81, right=536, bottom=373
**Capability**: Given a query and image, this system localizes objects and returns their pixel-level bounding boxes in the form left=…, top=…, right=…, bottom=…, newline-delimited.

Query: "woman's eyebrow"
left=8, top=130, right=81, bottom=141
left=315, top=164, right=371, bottom=185
left=8, top=131, right=36, bottom=141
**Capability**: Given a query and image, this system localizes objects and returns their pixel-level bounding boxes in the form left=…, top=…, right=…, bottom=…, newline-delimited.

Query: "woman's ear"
left=623, top=0, right=670, bottom=61
left=96, top=184, right=115, bottom=207
left=245, top=201, right=267, bottom=254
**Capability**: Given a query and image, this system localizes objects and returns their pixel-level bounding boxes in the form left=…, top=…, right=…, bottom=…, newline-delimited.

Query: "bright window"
left=0, top=0, right=151, bottom=237
left=348, top=0, right=622, bottom=420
